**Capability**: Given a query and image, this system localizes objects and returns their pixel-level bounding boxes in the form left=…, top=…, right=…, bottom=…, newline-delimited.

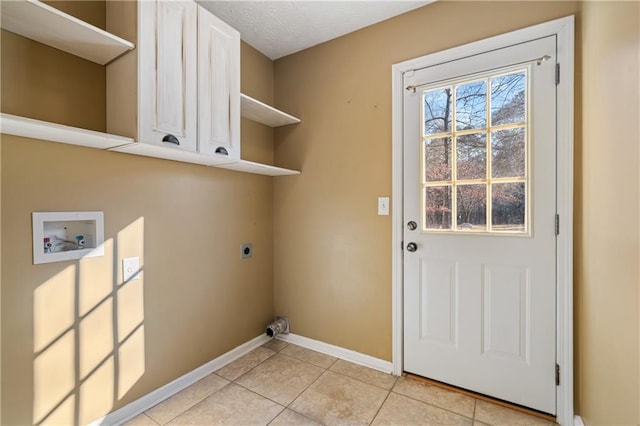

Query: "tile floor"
left=125, top=340, right=555, bottom=425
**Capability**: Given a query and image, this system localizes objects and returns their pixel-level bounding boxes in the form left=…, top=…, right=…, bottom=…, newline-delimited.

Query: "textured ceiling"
left=198, top=1, right=433, bottom=60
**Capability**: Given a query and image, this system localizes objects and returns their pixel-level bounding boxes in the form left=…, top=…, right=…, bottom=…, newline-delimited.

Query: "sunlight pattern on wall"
left=33, top=218, right=146, bottom=425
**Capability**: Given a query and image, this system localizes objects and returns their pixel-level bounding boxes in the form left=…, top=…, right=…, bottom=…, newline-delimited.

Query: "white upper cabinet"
left=198, top=8, right=240, bottom=158
left=1, top=0, right=299, bottom=175
left=139, top=0, right=198, bottom=152
left=107, top=0, right=239, bottom=163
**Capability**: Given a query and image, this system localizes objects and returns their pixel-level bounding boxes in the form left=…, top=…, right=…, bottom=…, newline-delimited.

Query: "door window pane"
left=456, top=80, right=487, bottom=131
left=456, top=133, right=486, bottom=180
left=424, top=88, right=452, bottom=135
left=492, top=182, right=526, bottom=232
left=456, top=185, right=487, bottom=231
left=425, top=186, right=452, bottom=230
left=420, top=67, right=529, bottom=234
left=425, top=137, right=452, bottom=182
left=491, top=72, right=526, bottom=126
left=491, top=128, right=525, bottom=178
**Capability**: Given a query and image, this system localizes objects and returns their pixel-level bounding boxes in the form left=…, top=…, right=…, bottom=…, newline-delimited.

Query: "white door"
left=403, top=36, right=557, bottom=414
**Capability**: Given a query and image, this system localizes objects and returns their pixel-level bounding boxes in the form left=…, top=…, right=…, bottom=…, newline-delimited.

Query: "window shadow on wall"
left=32, top=218, right=145, bottom=425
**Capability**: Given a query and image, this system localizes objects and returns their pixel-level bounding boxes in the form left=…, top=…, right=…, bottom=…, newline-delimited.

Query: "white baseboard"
left=91, top=334, right=271, bottom=426
left=92, top=332, right=393, bottom=425
left=573, top=415, right=585, bottom=426
left=276, top=333, right=394, bottom=375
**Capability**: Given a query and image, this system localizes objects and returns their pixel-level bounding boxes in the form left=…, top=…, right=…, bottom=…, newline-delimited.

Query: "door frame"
left=391, top=16, right=575, bottom=424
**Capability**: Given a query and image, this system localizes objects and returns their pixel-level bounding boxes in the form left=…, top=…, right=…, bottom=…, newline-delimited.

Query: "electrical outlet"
left=241, top=243, right=252, bottom=259
left=122, top=257, right=140, bottom=282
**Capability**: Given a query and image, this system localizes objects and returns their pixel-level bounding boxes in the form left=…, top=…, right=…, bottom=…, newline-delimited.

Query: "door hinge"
left=556, top=364, right=560, bottom=386
left=401, top=241, right=404, bottom=250
left=555, top=214, right=560, bottom=236
left=555, top=63, right=560, bottom=85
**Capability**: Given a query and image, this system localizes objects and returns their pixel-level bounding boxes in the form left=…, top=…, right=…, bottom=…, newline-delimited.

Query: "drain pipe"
left=266, top=317, right=289, bottom=338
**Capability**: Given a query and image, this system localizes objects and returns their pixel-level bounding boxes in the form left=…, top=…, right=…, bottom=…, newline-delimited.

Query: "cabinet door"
left=139, top=1, right=197, bottom=152
left=197, top=7, right=240, bottom=158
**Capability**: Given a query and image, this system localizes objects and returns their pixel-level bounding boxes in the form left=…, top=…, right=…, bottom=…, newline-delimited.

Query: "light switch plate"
left=123, top=257, right=140, bottom=282
left=378, top=197, right=390, bottom=215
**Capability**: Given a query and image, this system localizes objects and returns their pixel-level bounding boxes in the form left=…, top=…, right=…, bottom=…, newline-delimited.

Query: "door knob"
left=406, top=242, right=418, bottom=252
left=407, top=221, right=417, bottom=230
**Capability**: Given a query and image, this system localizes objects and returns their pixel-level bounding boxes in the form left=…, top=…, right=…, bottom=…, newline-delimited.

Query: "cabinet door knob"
left=162, top=134, right=180, bottom=145
left=215, top=147, right=229, bottom=155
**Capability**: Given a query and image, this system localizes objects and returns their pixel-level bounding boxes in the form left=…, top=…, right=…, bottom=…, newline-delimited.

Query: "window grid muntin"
left=420, top=66, right=529, bottom=234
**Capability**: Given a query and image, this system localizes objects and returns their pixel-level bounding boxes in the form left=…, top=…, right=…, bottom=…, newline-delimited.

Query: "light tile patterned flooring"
left=125, top=340, right=555, bottom=425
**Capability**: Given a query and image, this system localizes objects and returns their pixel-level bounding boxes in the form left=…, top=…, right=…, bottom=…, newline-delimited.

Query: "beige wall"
left=241, top=42, right=276, bottom=166
left=0, top=109, right=2, bottom=424
left=576, top=2, right=640, bottom=424
left=273, top=0, right=639, bottom=423
left=2, top=0, right=639, bottom=424
left=0, top=5, right=276, bottom=424
left=0, top=29, right=106, bottom=132
left=1, top=2, right=107, bottom=133
left=273, top=0, right=580, bottom=362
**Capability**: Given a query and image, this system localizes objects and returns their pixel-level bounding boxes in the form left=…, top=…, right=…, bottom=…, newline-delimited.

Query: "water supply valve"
left=43, top=237, right=52, bottom=253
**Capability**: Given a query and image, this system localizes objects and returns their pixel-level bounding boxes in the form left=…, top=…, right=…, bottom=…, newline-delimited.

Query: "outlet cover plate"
left=123, top=257, right=140, bottom=282
left=241, top=243, right=252, bottom=259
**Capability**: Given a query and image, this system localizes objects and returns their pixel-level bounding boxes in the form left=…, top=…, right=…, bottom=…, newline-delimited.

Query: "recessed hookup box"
left=32, top=211, right=104, bottom=264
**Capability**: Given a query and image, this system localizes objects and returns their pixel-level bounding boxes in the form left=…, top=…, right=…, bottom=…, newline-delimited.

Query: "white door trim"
left=391, top=15, right=574, bottom=425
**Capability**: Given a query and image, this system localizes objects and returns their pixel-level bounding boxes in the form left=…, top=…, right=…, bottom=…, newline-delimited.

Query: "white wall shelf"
left=217, top=160, right=300, bottom=176
left=1, top=0, right=134, bottom=65
left=110, top=144, right=300, bottom=176
left=0, top=113, right=299, bottom=176
left=0, top=0, right=300, bottom=178
left=109, top=143, right=237, bottom=167
left=0, top=113, right=134, bottom=149
left=240, top=94, right=301, bottom=127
